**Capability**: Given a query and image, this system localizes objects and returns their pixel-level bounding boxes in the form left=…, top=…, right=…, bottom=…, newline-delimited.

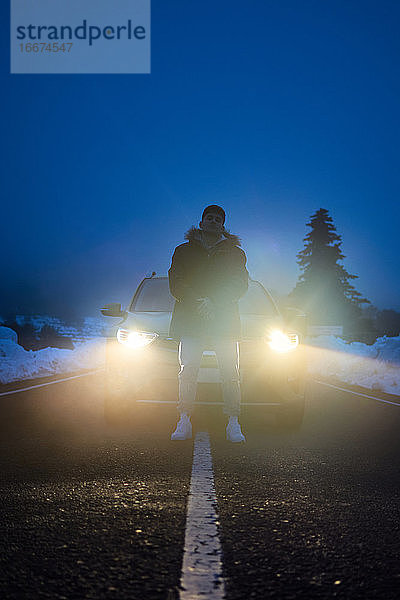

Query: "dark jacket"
left=168, top=226, right=249, bottom=341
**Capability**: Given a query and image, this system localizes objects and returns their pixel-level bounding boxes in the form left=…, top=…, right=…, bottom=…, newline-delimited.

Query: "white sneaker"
left=171, top=414, right=192, bottom=441
left=226, top=419, right=246, bottom=443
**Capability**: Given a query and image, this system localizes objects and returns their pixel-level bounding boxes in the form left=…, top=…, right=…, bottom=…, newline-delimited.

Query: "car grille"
left=200, top=352, right=218, bottom=368
left=155, top=339, right=218, bottom=367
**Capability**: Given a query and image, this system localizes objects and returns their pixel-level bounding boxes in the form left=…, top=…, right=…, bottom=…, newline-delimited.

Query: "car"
left=100, top=274, right=308, bottom=431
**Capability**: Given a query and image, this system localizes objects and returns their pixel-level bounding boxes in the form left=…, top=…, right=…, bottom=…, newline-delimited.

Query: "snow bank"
left=1, top=322, right=399, bottom=396
left=306, top=335, right=400, bottom=395
left=0, top=327, right=18, bottom=343
left=0, top=327, right=105, bottom=384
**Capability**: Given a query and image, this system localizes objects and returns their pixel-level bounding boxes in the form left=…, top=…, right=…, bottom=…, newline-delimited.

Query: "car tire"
left=104, top=393, right=139, bottom=428
left=103, top=369, right=139, bottom=428
left=275, top=398, right=305, bottom=432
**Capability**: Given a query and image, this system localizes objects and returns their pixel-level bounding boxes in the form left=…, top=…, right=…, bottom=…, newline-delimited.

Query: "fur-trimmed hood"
left=184, top=226, right=242, bottom=247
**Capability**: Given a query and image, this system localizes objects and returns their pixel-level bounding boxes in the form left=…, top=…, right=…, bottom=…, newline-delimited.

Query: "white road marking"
left=313, top=379, right=400, bottom=406
left=179, top=431, right=225, bottom=599
left=0, top=370, right=103, bottom=398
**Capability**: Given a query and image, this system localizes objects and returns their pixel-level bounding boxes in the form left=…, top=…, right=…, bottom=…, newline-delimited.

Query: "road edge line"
left=312, top=379, right=400, bottom=406
left=0, top=370, right=104, bottom=397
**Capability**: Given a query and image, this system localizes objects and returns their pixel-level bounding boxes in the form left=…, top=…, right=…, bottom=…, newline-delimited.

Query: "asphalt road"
left=0, top=373, right=399, bottom=599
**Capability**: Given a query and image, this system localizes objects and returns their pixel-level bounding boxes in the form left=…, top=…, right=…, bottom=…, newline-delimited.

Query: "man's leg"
left=177, top=336, right=204, bottom=416
left=213, top=338, right=241, bottom=417
left=171, top=337, right=204, bottom=440
left=213, top=338, right=245, bottom=442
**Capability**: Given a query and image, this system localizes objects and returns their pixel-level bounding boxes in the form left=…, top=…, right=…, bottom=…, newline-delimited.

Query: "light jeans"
left=177, top=336, right=241, bottom=417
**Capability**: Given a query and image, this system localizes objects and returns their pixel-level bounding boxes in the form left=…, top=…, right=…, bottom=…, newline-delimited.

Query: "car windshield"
left=130, top=278, right=279, bottom=316
left=239, top=281, right=279, bottom=315
left=131, top=278, right=176, bottom=312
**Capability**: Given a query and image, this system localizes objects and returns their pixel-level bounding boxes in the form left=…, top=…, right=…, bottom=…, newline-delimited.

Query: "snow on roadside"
left=0, top=327, right=105, bottom=384
left=1, top=324, right=400, bottom=395
left=306, top=335, right=400, bottom=395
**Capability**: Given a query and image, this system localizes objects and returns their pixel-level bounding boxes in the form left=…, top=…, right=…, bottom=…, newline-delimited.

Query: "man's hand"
left=196, top=297, right=215, bottom=321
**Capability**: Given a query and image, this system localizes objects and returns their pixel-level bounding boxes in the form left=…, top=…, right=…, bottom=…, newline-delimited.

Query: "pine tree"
left=290, top=208, right=369, bottom=326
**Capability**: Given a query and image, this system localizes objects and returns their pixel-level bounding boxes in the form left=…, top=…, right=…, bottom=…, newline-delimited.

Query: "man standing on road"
left=168, top=205, right=249, bottom=442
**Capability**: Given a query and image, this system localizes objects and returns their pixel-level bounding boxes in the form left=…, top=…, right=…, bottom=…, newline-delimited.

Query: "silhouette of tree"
left=39, top=324, right=74, bottom=350
left=290, top=208, right=369, bottom=325
left=375, top=309, right=400, bottom=337
left=3, top=319, right=74, bottom=350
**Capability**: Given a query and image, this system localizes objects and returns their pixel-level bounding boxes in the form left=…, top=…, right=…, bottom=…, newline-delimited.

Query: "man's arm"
left=168, top=246, right=199, bottom=303
left=209, top=248, right=249, bottom=307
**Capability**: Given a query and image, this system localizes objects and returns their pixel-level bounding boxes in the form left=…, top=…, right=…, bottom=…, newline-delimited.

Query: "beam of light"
left=304, top=342, right=400, bottom=396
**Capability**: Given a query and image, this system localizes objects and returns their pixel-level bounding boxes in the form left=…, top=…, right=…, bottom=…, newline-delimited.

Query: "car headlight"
left=267, top=329, right=299, bottom=353
left=117, top=328, right=159, bottom=349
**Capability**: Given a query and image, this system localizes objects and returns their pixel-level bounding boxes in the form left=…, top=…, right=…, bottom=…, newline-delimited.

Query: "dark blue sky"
left=1, top=0, right=399, bottom=318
